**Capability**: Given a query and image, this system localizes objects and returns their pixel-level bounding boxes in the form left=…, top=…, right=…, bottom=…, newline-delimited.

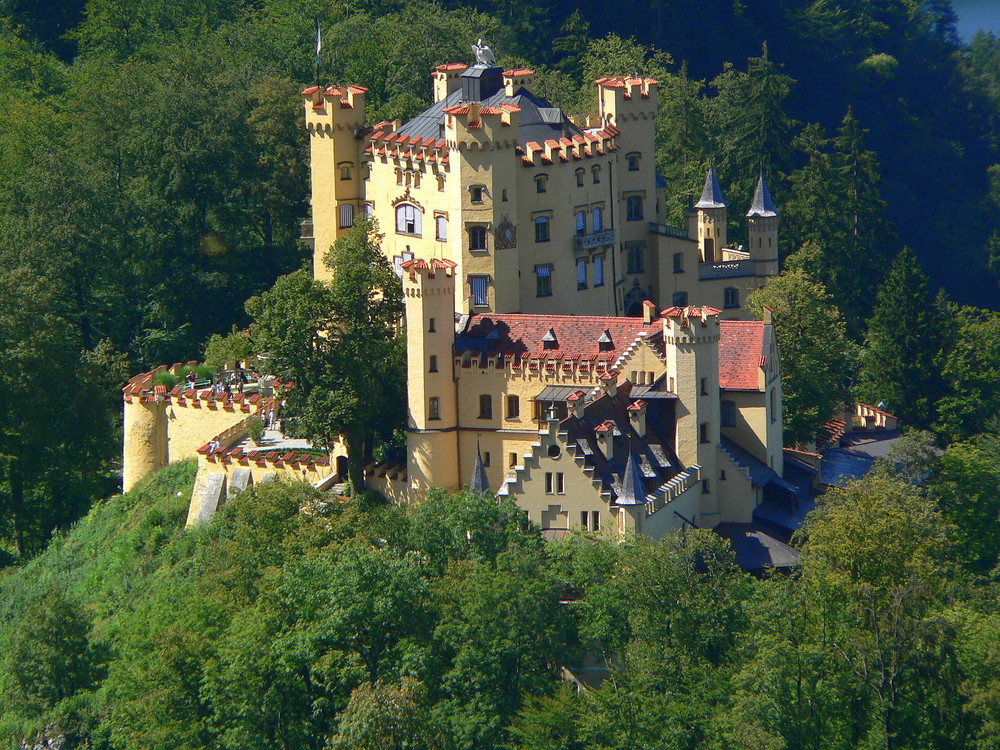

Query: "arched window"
left=436, top=215, right=447, bottom=241
left=535, top=216, right=550, bottom=242
left=592, top=165, right=601, bottom=184
left=576, top=210, right=586, bottom=235
left=535, top=174, right=548, bottom=193
left=592, top=207, right=603, bottom=232
left=395, top=204, right=421, bottom=236
left=575, top=168, right=585, bottom=187
left=724, top=287, right=740, bottom=308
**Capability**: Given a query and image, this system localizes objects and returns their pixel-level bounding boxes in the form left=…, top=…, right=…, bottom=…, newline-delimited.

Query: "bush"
left=247, top=416, right=266, bottom=444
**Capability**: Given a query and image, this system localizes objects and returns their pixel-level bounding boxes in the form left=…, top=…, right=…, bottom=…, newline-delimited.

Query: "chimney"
left=567, top=390, right=587, bottom=419
left=628, top=399, right=648, bottom=437
left=600, top=370, right=618, bottom=398
left=642, top=299, right=657, bottom=324
left=595, top=420, right=616, bottom=463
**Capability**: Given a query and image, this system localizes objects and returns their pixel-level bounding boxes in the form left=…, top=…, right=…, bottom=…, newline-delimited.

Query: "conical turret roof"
left=614, top=452, right=648, bottom=506
left=695, top=167, right=727, bottom=209
left=747, top=173, right=778, bottom=218
left=470, top=445, right=489, bottom=493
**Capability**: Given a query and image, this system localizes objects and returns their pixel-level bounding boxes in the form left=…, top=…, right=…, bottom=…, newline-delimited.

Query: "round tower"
left=122, top=397, right=168, bottom=492
left=747, top=174, right=779, bottom=277
left=695, top=167, right=727, bottom=263
left=402, top=258, right=461, bottom=494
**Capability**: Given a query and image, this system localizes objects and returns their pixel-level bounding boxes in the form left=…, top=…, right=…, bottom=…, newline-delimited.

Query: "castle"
left=123, top=50, right=800, bottom=544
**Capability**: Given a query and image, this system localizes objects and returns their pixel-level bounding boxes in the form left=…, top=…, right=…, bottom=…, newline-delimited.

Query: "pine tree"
left=856, top=248, right=948, bottom=430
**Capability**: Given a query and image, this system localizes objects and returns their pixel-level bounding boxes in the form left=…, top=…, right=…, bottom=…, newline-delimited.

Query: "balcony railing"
left=573, top=228, right=616, bottom=251
left=698, top=259, right=755, bottom=280
left=648, top=222, right=690, bottom=239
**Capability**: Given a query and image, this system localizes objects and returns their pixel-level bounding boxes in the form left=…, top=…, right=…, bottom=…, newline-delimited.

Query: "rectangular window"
left=627, top=153, right=640, bottom=171
left=592, top=206, right=603, bottom=231
left=702, top=479, right=710, bottom=494
left=469, top=225, right=487, bottom=251
left=594, top=255, right=604, bottom=287
left=428, top=397, right=440, bottom=420
left=700, top=377, right=708, bottom=396
left=509, top=452, right=518, bottom=467
left=470, top=185, right=484, bottom=203
left=507, top=395, right=520, bottom=419
left=479, top=394, right=493, bottom=419
left=436, top=215, right=447, bottom=241
left=339, top=204, right=355, bottom=229
left=721, top=400, right=736, bottom=428
left=627, top=243, right=644, bottom=274
left=339, top=164, right=352, bottom=180
left=483, top=452, right=491, bottom=467
left=534, top=216, right=550, bottom=243
left=592, top=509, right=600, bottom=530
left=547, top=472, right=565, bottom=495
left=576, top=210, right=586, bottom=235
left=626, top=195, right=643, bottom=221
left=673, top=252, right=684, bottom=273
left=546, top=473, right=554, bottom=495
left=577, top=258, right=587, bottom=290
left=672, top=291, right=688, bottom=307
left=536, top=265, right=552, bottom=297
left=429, top=355, right=438, bottom=373
left=428, top=317, right=436, bottom=333
left=700, top=422, right=709, bottom=443
left=470, top=275, right=489, bottom=307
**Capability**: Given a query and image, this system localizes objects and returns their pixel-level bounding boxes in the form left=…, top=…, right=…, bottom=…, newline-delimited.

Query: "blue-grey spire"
left=614, top=452, right=647, bottom=506
left=694, top=167, right=727, bottom=209
left=470, top=444, right=489, bottom=493
left=747, top=173, right=778, bottom=218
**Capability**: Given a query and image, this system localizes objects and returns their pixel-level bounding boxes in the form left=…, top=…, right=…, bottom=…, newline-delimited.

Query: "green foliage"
left=748, top=269, right=854, bottom=444
left=246, top=415, right=266, bottom=444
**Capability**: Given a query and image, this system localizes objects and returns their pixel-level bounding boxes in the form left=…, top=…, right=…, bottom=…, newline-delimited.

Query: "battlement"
left=502, top=68, right=535, bottom=95
left=441, top=102, right=523, bottom=149
left=302, top=84, right=367, bottom=129
left=365, top=121, right=450, bottom=165
left=516, top=126, right=620, bottom=167
left=597, top=76, right=658, bottom=124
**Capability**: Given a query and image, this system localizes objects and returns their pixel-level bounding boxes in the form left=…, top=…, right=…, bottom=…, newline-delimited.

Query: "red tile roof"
left=459, top=314, right=655, bottom=363
left=718, top=320, right=765, bottom=390
left=503, top=68, right=535, bottom=77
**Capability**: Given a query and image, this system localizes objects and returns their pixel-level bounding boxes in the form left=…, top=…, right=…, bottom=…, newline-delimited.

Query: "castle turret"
left=403, top=258, right=461, bottom=493
left=122, top=395, right=168, bottom=492
left=432, top=63, right=468, bottom=102
left=302, top=84, right=367, bottom=283
left=695, top=168, right=727, bottom=262
left=662, top=305, right=721, bottom=525
left=747, top=174, right=779, bottom=277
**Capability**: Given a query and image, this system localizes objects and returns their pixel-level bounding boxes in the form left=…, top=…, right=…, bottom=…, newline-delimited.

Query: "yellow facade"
left=303, top=63, right=778, bottom=319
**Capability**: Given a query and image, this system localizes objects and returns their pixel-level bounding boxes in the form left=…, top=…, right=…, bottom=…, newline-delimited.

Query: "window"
left=339, top=163, right=352, bottom=180
left=535, top=174, right=548, bottom=193
left=509, top=452, right=517, bottom=467
left=338, top=204, right=355, bottom=229
left=627, top=243, right=644, bottom=273
left=700, top=378, right=708, bottom=396
left=479, top=394, right=493, bottom=419
left=626, top=195, right=643, bottom=221
left=577, top=258, right=587, bottom=290
left=581, top=510, right=599, bottom=530
left=576, top=210, right=586, bottom=235
left=436, top=215, right=447, bottom=241
left=429, top=355, right=438, bottom=373
left=502, top=189, right=508, bottom=202
left=700, top=422, right=709, bottom=443
left=428, top=317, right=436, bottom=333
left=469, top=225, right=487, bottom=251
left=396, top=168, right=404, bottom=186
left=724, top=286, right=740, bottom=309
left=673, top=252, right=684, bottom=273
left=534, top=216, right=550, bottom=243
left=363, top=203, right=374, bottom=219
left=770, top=388, right=777, bottom=423
left=535, top=265, right=552, bottom=297
left=721, top=400, right=736, bottom=427
left=575, top=168, right=585, bottom=187
left=470, top=275, right=489, bottom=307
left=395, top=204, right=421, bottom=236
left=428, top=397, right=440, bottom=420
left=436, top=174, right=445, bottom=191
left=483, top=452, right=491, bottom=467
left=592, top=165, right=601, bottom=184
left=672, top=291, right=688, bottom=307
left=470, top=185, right=484, bottom=203
left=627, top=152, right=640, bottom=171
left=702, top=479, right=711, bottom=494
left=545, top=472, right=565, bottom=495
left=507, top=395, right=520, bottom=419
left=592, top=207, right=603, bottom=232
left=594, top=255, right=605, bottom=287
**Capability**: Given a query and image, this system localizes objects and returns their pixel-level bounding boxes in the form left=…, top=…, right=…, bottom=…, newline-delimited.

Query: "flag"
left=315, top=18, right=322, bottom=63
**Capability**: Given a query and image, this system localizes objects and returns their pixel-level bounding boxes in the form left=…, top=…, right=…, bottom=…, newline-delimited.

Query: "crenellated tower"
left=302, top=84, right=367, bottom=283
left=402, top=258, right=461, bottom=493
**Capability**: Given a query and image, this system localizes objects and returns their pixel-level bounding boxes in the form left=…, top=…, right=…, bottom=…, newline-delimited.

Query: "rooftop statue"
left=471, top=38, right=496, bottom=67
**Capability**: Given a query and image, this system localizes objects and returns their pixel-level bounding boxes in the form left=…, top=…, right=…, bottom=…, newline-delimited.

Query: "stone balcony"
left=573, top=228, right=616, bottom=251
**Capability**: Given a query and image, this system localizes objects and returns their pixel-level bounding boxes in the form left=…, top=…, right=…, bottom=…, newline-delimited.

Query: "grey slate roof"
left=715, top=523, right=801, bottom=570
left=395, top=86, right=583, bottom=148
left=747, top=174, right=779, bottom=217
left=470, top=447, right=490, bottom=493
left=695, top=167, right=727, bottom=209
left=614, top=452, right=648, bottom=506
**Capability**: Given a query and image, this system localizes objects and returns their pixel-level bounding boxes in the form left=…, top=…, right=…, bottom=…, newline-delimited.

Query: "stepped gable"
left=718, top=320, right=767, bottom=391
left=456, top=313, right=655, bottom=363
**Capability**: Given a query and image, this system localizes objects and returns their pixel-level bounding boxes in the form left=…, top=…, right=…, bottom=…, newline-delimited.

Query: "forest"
left=0, top=0, right=999, bottom=745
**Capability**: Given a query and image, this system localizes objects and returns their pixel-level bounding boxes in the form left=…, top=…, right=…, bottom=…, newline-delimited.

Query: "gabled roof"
left=718, top=320, right=767, bottom=390
left=695, top=167, right=727, bottom=209
left=456, top=314, right=655, bottom=363
left=747, top=174, right=778, bottom=218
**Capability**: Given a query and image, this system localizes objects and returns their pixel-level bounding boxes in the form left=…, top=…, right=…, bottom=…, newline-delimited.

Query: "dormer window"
left=542, top=328, right=558, bottom=349
left=598, top=329, right=613, bottom=351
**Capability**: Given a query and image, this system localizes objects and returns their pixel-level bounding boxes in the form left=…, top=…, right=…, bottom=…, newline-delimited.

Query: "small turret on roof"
left=469, top=444, right=490, bottom=493
left=747, top=173, right=779, bottom=218
left=695, top=167, right=727, bottom=209
left=614, top=451, right=648, bottom=506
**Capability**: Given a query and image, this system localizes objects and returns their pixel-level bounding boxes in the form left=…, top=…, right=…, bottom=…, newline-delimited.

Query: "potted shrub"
left=247, top=416, right=266, bottom=446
